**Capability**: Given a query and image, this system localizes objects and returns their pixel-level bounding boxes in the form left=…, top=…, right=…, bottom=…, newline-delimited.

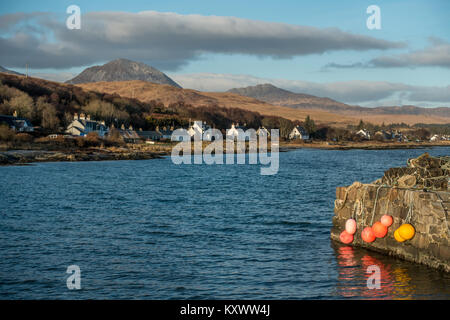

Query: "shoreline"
left=1, top=141, right=449, bottom=166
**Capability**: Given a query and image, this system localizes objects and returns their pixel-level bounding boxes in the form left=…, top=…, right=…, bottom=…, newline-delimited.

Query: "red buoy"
left=361, top=227, right=376, bottom=243
left=340, top=230, right=354, bottom=244
left=372, top=222, right=388, bottom=238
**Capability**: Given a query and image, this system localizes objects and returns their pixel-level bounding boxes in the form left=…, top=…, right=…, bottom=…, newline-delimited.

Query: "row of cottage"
left=65, top=113, right=310, bottom=142
left=355, top=129, right=450, bottom=142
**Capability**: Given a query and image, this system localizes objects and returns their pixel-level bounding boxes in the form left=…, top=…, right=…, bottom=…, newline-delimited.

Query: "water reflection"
left=332, top=243, right=450, bottom=299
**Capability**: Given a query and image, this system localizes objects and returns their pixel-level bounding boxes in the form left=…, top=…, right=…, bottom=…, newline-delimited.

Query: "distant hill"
left=0, top=66, right=24, bottom=76
left=77, top=80, right=450, bottom=126
left=66, top=59, right=181, bottom=88
left=228, top=83, right=450, bottom=118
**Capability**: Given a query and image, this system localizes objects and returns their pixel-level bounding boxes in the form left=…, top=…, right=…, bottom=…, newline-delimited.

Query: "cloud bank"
left=325, top=38, right=450, bottom=69
left=0, top=10, right=405, bottom=70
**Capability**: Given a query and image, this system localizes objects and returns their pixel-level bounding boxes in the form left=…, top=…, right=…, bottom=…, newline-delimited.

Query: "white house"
left=66, top=113, right=108, bottom=137
left=188, top=121, right=213, bottom=141
left=430, top=134, right=440, bottom=142
left=289, top=126, right=309, bottom=140
left=256, top=126, right=270, bottom=137
left=356, top=129, right=371, bottom=140
left=226, top=123, right=256, bottom=141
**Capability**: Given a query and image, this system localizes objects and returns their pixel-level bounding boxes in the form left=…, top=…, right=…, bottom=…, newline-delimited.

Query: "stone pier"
left=331, top=153, right=450, bottom=272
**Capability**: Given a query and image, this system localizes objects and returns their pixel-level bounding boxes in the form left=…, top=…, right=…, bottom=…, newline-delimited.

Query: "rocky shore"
left=0, top=149, right=168, bottom=165
left=331, top=153, right=450, bottom=272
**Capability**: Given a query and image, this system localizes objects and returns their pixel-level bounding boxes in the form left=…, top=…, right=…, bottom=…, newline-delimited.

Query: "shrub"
left=0, top=125, right=15, bottom=141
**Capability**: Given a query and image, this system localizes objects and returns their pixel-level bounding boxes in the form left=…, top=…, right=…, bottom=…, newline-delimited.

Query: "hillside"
left=0, top=73, right=287, bottom=133
left=228, top=83, right=450, bottom=118
left=0, top=66, right=24, bottom=76
left=66, top=59, right=181, bottom=88
left=77, top=80, right=450, bottom=126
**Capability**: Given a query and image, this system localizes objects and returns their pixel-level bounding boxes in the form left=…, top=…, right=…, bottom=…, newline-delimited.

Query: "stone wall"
left=331, top=183, right=450, bottom=272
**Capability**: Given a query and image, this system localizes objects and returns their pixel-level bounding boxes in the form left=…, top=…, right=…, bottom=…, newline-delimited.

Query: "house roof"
left=0, top=115, right=33, bottom=128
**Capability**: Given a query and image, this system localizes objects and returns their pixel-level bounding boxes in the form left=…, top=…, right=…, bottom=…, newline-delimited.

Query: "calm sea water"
left=0, top=147, right=449, bottom=299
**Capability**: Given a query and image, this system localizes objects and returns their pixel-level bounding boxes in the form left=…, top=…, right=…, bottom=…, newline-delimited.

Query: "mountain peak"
left=66, top=59, right=181, bottom=88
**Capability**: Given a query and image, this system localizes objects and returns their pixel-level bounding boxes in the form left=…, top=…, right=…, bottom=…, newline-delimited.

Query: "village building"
left=66, top=113, right=108, bottom=137
left=226, top=123, right=255, bottom=141
left=0, top=115, right=34, bottom=132
left=373, top=130, right=392, bottom=141
left=137, top=130, right=163, bottom=141
left=158, top=126, right=174, bottom=140
left=289, top=126, right=309, bottom=140
left=355, top=129, right=371, bottom=140
left=188, top=121, right=213, bottom=141
left=114, top=124, right=141, bottom=143
left=430, top=134, right=440, bottom=142
left=256, top=126, right=270, bottom=137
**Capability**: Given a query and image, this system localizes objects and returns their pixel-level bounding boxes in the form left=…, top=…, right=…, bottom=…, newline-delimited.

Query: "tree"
left=7, top=92, right=34, bottom=119
left=0, top=124, right=15, bottom=141
left=41, top=104, right=60, bottom=130
left=357, top=119, right=365, bottom=130
left=304, top=115, right=316, bottom=135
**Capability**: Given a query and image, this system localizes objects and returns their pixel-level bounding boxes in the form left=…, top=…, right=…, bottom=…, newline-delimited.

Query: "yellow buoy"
left=398, top=224, right=415, bottom=240
left=394, top=229, right=406, bottom=242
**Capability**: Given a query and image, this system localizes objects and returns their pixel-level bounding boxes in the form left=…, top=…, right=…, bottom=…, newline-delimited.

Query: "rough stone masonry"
left=331, top=153, right=450, bottom=272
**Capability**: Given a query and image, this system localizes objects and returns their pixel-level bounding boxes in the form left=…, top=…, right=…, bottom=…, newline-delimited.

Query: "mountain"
left=228, top=83, right=354, bottom=112
left=228, top=83, right=450, bottom=118
left=0, top=66, right=24, bottom=76
left=66, top=59, right=181, bottom=88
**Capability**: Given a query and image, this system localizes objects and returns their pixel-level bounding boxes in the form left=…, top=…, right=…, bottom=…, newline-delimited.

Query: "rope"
left=370, top=184, right=385, bottom=225
left=427, top=190, right=450, bottom=236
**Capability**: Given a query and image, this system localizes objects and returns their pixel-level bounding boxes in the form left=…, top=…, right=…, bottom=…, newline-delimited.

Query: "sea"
left=0, top=147, right=449, bottom=299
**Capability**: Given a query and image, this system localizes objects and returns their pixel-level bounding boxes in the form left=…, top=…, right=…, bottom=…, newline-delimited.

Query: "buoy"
left=394, top=229, right=406, bottom=242
left=340, top=230, right=354, bottom=244
left=361, top=227, right=376, bottom=243
left=345, top=219, right=357, bottom=235
left=372, top=222, right=388, bottom=238
left=398, top=224, right=415, bottom=240
left=380, top=215, right=393, bottom=227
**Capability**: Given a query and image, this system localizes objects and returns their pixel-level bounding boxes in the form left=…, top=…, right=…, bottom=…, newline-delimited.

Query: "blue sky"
left=0, top=0, right=449, bottom=106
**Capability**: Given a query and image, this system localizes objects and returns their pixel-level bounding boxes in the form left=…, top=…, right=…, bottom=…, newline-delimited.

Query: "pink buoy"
left=381, top=215, right=393, bottom=227
left=340, top=230, right=354, bottom=244
left=345, top=219, right=357, bottom=235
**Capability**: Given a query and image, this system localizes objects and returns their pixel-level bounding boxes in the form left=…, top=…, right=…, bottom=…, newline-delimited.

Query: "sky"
left=0, top=0, right=449, bottom=107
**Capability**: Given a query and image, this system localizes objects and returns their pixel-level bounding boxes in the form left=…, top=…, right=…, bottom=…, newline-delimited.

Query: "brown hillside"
left=77, top=81, right=450, bottom=126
